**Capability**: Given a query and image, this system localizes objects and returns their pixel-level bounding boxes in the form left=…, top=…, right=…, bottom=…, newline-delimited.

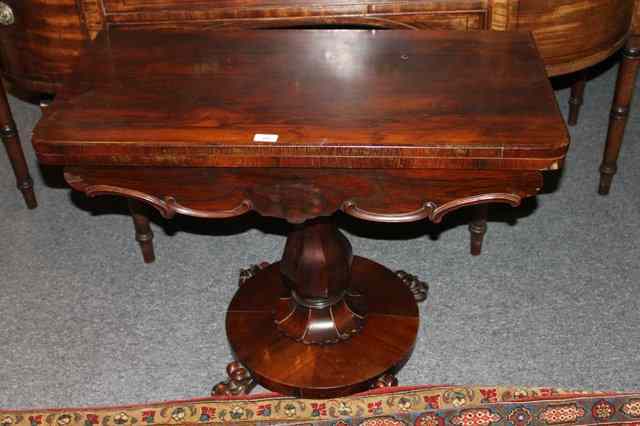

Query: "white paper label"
left=253, top=133, right=279, bottom=143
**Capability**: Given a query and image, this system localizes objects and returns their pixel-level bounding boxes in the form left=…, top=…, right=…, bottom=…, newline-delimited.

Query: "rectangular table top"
left=33, top=29, right=569, bottom=170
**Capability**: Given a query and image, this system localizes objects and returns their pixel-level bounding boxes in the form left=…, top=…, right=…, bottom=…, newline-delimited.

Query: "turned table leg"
left=0, top=79, right=37, bottom=209
left=469, top=204, right=488, bottom=256
left=599, top=37, right=640, bottom=195
left=568, top=70, right=587, bottom=126
left=128, top=199, right=155, bottom=263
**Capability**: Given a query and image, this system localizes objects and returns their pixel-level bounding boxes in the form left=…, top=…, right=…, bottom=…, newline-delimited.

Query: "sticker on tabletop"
left=253, top=133, right=279, bottom=143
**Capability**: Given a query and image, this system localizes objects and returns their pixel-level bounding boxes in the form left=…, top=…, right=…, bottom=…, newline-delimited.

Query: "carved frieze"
left=64, top=167, right=542, bottom=224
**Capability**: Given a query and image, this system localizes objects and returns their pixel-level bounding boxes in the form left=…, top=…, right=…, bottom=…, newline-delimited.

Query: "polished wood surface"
left=516, top=0, right=634, bottom=77
left=0, top=0, right=635, bottom=208
left=34, top=30, right=569, bottom=172
left=227, top=254, right=419, bottom=398
left=33, top=30, right=568, bottom=397
left=0, top=0, right=88, bottom=94
left=277, top=219, right=362, bottom=345
left=0, top=0, right=635, bottom=94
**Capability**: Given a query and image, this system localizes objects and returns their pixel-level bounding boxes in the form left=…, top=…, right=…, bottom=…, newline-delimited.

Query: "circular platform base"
left=226, top=256, right=420, bottom=398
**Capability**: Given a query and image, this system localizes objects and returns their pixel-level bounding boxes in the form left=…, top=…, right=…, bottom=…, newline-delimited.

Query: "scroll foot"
left=395, top=270, right=428, bottom=303
left=212, top=361, right=256, bottom=396
left=238, top=262, right=270, bottom=286
left=371, top=374, right=398, bottom=389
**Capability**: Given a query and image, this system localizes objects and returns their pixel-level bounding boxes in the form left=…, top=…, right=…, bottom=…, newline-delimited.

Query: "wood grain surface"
left=1, top=0, right=636, bottom=95
left=33, top=30, right=569, bottom=171
left=226, top=256, right=419, bottom=398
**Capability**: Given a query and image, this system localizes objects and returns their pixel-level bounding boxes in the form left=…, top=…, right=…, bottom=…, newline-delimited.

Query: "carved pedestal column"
left=277, top=219, right=366, bottom=344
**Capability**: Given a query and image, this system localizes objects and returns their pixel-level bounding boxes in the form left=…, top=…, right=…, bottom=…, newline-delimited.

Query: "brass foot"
left=212, top=361, right=256, bottom=396
left=395, top=270, right=428, bottom=302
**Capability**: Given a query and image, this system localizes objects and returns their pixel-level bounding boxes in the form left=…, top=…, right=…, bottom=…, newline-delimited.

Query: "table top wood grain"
left=33, top=29, right=569, bottom=170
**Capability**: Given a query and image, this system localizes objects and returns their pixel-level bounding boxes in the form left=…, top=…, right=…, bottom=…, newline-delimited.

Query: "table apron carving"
left=64, top=167, right=543, bottom=224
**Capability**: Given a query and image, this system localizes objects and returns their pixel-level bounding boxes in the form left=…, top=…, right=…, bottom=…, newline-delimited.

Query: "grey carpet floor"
left=1, top=61, right=639, bottom=410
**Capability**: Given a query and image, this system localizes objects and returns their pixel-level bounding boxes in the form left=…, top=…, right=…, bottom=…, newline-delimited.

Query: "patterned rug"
left=2, top=385, right=640, bottom=426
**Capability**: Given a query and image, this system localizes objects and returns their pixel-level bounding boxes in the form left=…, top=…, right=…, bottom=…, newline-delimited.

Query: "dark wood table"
left=32, top=29, right=569, bottom=398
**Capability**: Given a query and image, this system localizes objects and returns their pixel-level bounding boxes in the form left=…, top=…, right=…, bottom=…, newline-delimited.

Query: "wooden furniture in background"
left=600, top=35, right=640, bottom=195
left=568, top=71, right=587, bottom=127
left=0, top=76, right=36, bottom=208
left=0, top=0, right=635, bottom=93
left=1, top=0, right=636, bottom=258
left=32, top=29, right=569, bottom=397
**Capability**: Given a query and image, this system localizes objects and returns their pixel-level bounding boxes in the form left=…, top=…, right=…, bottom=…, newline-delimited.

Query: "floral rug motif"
left=2, top=385, right=640, bottom=426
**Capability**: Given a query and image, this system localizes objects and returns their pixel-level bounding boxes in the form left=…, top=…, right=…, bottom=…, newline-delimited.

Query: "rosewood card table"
left=1, top=0, right=635, bottom=212
left=32, top=29, right=569, bottom=398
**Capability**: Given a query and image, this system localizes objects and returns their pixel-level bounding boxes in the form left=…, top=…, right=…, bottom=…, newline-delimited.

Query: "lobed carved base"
left=226, top=258, right=419, bottom=398
left=215, top=255, right=422, bottom=397
left=274, top=291, right=366, bottom=345
left=240, top=262, right=428, bottom=305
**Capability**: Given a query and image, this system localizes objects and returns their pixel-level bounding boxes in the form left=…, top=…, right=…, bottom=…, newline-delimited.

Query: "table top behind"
left=33, top=29, right=569, bottom=170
